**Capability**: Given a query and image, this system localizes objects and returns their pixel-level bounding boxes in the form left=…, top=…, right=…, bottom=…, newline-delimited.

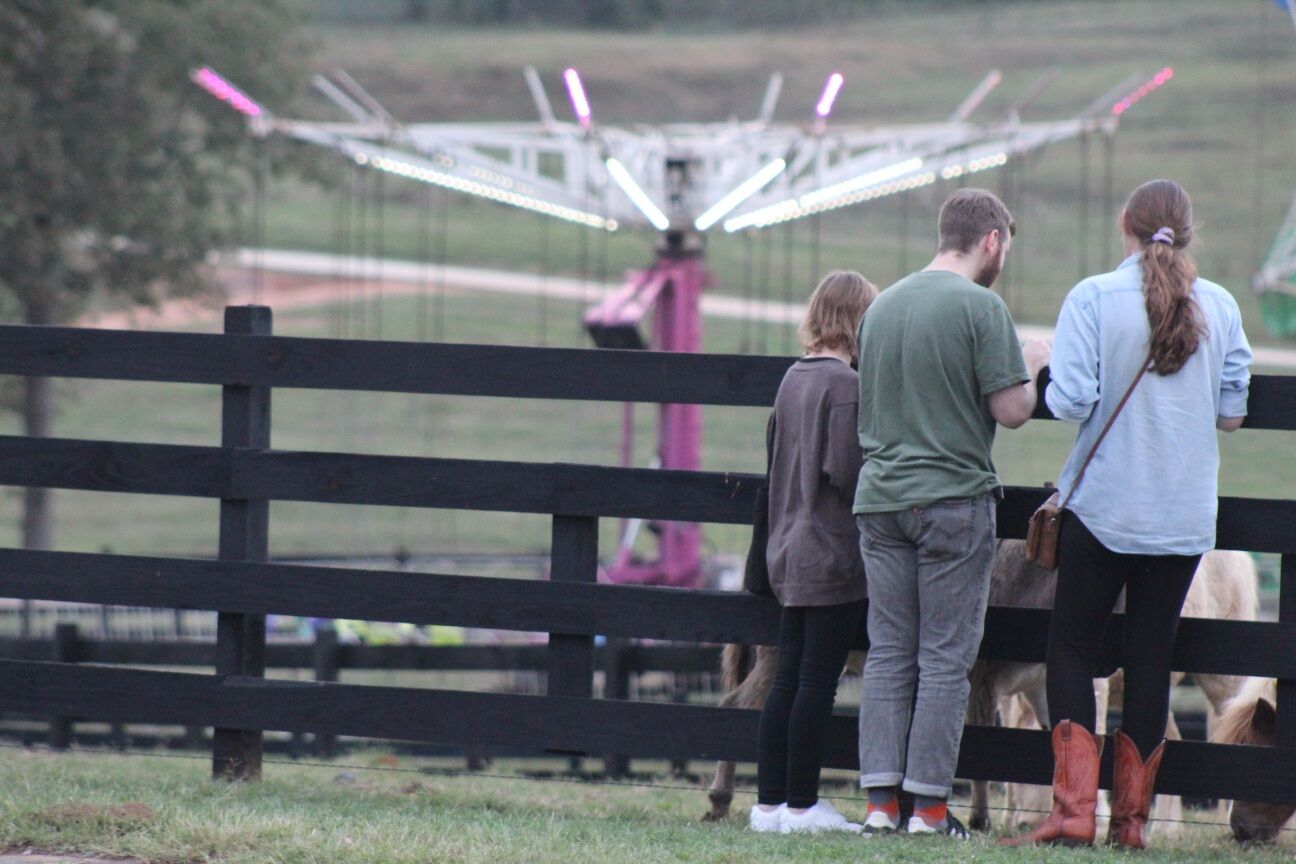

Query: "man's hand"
left=1022, top=337, right=1051, bottom=378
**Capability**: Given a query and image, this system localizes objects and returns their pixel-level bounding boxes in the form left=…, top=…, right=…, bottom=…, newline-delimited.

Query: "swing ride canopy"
left=192, top=64, right=1173, bottom=237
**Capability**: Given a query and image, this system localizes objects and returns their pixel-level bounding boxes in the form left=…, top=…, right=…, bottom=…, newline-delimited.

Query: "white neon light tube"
left=798, top=157, right=924, bottom=207
left=694, top=158, right=787, bottom=231
left=605, top=158, right=670, bottom=231
left=723, top=156, right=926, bottom=231
left=350, top=148, right=617, bottom=231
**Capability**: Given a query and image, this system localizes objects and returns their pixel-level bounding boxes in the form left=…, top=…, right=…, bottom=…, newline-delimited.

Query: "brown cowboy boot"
left=999, top=720, right=1102, bottom=847
left=1107, top=730, right=1166, bottom=849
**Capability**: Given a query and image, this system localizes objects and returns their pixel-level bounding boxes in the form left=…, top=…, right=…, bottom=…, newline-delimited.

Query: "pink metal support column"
left=583, top=238, right=712, bottom=588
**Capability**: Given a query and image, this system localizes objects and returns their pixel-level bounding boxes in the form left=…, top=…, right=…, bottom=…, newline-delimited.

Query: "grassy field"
left=0, top=286, right=1288, bottom=573
left=264, top=0, right=1296, bottom=340
left=1, top=747, right=1289, bottom=864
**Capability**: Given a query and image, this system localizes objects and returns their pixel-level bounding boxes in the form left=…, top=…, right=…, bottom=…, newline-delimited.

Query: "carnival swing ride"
left=192, top=62, right=1172, bottom=588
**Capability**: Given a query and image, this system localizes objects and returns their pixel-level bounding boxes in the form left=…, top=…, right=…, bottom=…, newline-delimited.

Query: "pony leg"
left=702, top=644, right=778, bottom=821
left=965, top=662, right=1000, bottom=831
left=1003, top=693, right=1052, bottom=831
left=1092, top=676, right=1113, bottom=828
left=1148, top=712, right=1183, bottom=837
left=704, top=760, right=737, bottom=822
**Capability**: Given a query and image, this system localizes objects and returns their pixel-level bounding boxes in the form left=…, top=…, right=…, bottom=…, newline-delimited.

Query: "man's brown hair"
left=937, top=188, right=1016, bottom=253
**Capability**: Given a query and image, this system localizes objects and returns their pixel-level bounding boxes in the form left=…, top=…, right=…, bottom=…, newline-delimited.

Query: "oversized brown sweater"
left=766, top=357, right=866, bottom=607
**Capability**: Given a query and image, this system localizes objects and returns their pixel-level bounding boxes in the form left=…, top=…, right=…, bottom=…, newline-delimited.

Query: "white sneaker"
left=863, top=808, right=901, bottom=835
left=749, top=803, right=785, bottom=832
left=906, top=812, right=970, bottom=839
left=780, top=800, right=863, bottom=834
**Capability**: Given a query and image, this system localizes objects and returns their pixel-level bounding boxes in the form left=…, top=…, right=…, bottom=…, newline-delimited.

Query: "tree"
left=0, top=1, right=306, bottom=549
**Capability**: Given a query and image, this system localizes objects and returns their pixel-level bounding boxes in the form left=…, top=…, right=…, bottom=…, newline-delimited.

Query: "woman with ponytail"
left=1003, top=180, right=1253, bottom=849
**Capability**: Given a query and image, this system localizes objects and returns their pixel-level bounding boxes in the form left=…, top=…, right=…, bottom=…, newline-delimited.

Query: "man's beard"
left=973, top=255, right=1003, bottom=288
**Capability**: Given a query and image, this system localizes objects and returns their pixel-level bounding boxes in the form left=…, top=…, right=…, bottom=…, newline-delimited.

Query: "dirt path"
left=80, top=247, right=1296, bottom=371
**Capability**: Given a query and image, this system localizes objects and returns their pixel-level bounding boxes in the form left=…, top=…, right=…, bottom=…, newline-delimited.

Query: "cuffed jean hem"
left=901, top=778, right=952, bottom=798
left=859, top=771, right=904, bottom=789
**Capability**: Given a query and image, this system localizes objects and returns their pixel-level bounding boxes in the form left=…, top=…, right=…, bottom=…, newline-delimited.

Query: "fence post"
left=547, top=515, right=598, bottom=772
left=669, top=674, right=690, bottom=777
left=212, top=305, right=272, bottom=781
left=603, top=637, right=632, bottom=778
left=1278, top=553, right=1296, bottom=748
left=312, top=624, right=340, bottom=759
left=49, top=623, right=77, bottom=749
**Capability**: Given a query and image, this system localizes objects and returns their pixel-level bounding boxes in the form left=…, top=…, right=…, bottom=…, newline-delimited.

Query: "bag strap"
left=1059, top=352, right=1152, bottom=510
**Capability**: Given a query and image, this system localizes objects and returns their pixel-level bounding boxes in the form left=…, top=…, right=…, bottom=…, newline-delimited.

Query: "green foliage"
left=0, top=0, right=307, bottom=323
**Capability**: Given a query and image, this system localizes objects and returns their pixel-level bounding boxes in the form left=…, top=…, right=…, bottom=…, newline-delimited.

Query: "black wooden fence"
left=1, top=623, right=717, bottom=763
left=0, top=306, right=1294, bottom=803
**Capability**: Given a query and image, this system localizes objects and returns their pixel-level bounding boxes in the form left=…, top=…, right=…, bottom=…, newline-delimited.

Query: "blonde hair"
left=798, top=270, right=878, bottom=360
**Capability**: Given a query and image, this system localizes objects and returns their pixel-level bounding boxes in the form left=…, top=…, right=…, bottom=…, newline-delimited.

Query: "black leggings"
left=757, top=600, right=865, bottom=808
left=1046, top=513, right=1199, bottom=759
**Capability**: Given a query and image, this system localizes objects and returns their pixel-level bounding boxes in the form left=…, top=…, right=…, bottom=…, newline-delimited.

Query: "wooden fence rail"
left=0, top=626, right=719, bottom=763
left=0, top=308, right=1292, bottom=803
left=0, top=632, right=722, bottom=675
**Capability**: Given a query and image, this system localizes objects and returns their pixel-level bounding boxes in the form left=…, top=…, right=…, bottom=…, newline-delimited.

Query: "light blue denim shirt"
left=1046, top=254, right=1252, bottom=555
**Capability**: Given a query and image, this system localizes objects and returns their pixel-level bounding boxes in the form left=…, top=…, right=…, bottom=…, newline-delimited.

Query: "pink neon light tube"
left=191, top=67, right=263, bottom=118
left=563, top=68, right=592, bottom=127
left=1111, top=67, right=1172, bottom=117
left=816, top=73, right=844, bottom=118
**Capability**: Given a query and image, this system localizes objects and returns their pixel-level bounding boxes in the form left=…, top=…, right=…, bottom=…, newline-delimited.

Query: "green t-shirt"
left=852, top=270, right=1029, bottom=513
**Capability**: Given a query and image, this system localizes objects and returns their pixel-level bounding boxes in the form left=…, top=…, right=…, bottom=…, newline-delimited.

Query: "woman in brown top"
left=751, top=270, right=877, bottom=834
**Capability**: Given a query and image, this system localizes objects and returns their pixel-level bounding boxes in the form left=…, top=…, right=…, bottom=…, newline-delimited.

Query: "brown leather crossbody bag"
left=1025, top=355, right=1152, bottom=569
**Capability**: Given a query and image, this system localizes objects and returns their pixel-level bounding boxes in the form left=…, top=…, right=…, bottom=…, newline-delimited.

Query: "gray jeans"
left=856, top=494, right=997, bottom=798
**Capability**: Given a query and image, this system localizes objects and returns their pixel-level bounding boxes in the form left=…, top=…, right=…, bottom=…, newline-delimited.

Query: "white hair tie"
left=1150, top=227, right=1175, bottom=246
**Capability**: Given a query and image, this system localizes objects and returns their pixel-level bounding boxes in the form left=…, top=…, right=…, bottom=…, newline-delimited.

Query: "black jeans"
left=757, top=600, right=865, bottom=808
left=1046, top=513, right=1200, bottom=759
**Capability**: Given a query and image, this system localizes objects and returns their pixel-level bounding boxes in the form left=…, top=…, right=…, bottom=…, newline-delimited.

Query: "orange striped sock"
left=915, top=801, right=948, bottom=827
left=867, top=796, right=899, bottom=819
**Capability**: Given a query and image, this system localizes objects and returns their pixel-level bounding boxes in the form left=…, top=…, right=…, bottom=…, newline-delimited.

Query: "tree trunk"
left=22, top=299, right=52, bottom=552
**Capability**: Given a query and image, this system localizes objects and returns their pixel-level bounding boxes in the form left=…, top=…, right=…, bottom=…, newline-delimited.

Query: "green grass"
left=262, top=0, right=1296, bottom=343
left=1, top=748, right=1289, bottom=864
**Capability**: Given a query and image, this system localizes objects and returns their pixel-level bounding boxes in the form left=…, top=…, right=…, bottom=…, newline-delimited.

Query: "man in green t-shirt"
left=853, top=189, right=1051, bottom=838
